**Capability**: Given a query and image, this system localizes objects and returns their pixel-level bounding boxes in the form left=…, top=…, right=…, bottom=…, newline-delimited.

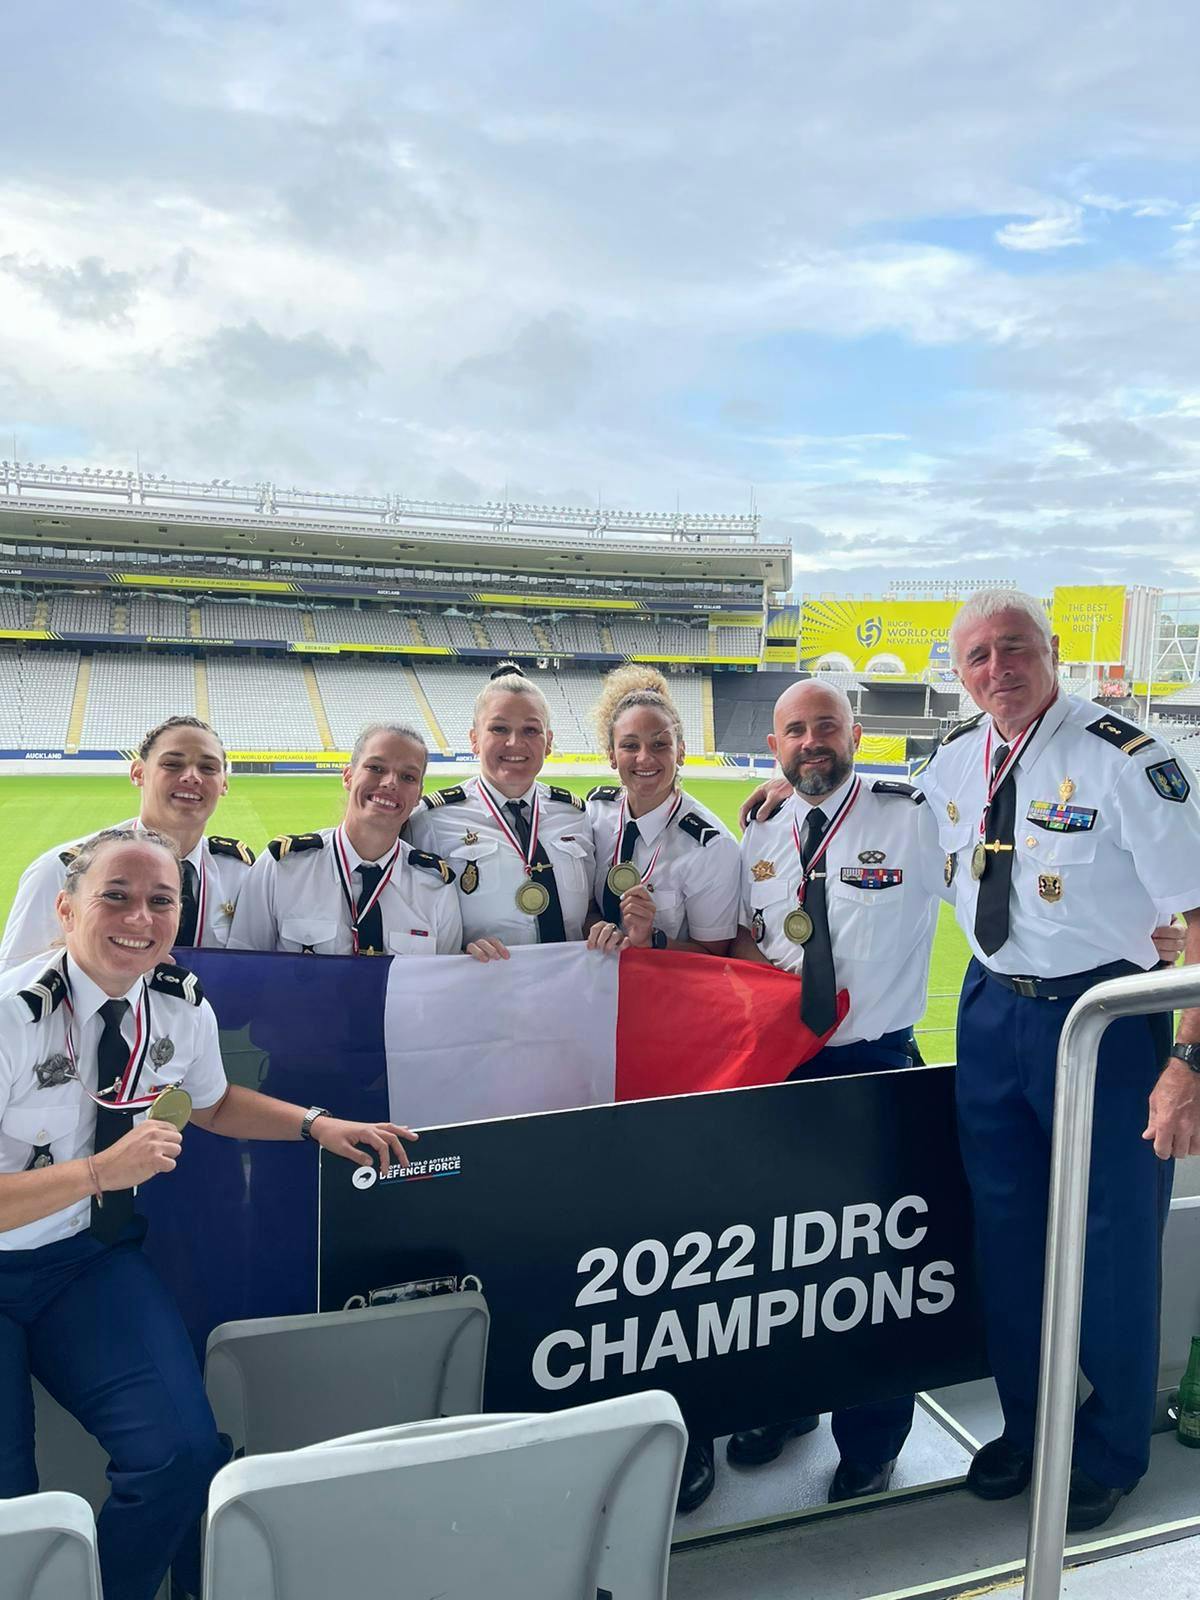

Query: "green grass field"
left=0, top=772, right=969, bottom=1054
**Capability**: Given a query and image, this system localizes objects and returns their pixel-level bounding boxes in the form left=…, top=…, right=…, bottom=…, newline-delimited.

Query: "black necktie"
left=176, top=859, right=199, bottom=947
left=356, top=863, right=385, bottom=955
left=602, top=817, right=640, bottom=925
left=506, top=800, right=567, bottom=944
left=91, top=999, right=135, bottom=1242
left=799, top=808, right=838, bottom=1037
left=975, top=743, right=1016, bottom=957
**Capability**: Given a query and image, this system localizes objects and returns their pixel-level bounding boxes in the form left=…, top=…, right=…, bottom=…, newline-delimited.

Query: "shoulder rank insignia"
left=267, top=832, right=325, bottom=861
left=547, top=785, right=586, bottom=811
left=408, top=849, right=456, bottom=885
left=17, top=966, right=68, bottom=1023
left=1085, top=714, right=1155, bottom=757
left=871, top=779, right=925, bottom=804
left=57, top=846, right=80, bottom=868
left=422, top=785, right=467, bottom=809
left=1146, top=758, right=1191, bottom=803
left=208, top=835, right=256, bottom=867
left=149, top=963, right=204, bottom=1006
left=678, top=810, right=719, bottom=847
left=587, top=785, right=622, bottom=802
left=940, top=712, right=984, bottom=747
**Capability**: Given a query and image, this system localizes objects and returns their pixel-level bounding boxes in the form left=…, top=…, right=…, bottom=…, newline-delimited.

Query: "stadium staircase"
left=470, top=619, right=491, bottom=648
left=300, top=662, right=336, bottom=750
left=111, top=601, right=129, bottom=635
left=600, top=622, right=616, bottom=652
left=194, top=659, right=211, bottom=725
left=702, top=677, right=716, bottom=754
left=301, top=611, right=317, bottom=642
left=409, top=614, right=430, bottom=648
left=188, top=606, right=202, bottom=638
left=32, top=596, right=49, bottom=629
left=403, top=663, right=451, bottom=754
left=532, top=620, right=553, bottom=652
left=64, top=657, right=92, bottom=753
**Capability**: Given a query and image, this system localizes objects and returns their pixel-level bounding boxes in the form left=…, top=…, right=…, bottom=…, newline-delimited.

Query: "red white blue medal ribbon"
left=789, top=777, right=862, bottom=906
left=60, top=966, right=159, bottom=1110
left=476, top=780, right=543, bottom=876
left=610, top=791, right=684, bottom=886
left=978, top=710, right=1047, bottom=841
left=332, top=827, right=402, bottom=955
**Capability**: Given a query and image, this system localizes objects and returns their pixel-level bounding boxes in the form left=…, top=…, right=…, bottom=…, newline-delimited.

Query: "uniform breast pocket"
left=749, top=875, right=791, bottom=937
left=279, top=918, right=342, bottom=954
left=547, top=838, right=591, bottom=894
left=828, top=875, right=905, bottom=958
left=448, top=840, right=499, bottom=896
left=1018, top=829, right=1098, bottom=920
left=0, top=1102, right=81, bottom=1163
left=650, top=888, right=685, bottom=937
left=386, top=928, right=437, bottom=958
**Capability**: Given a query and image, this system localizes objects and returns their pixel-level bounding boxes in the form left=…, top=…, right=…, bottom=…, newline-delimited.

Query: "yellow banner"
left=707, top=613, right=762, bottom=627
left=858, top=734, right=907, bottom=765
left=799, top=600, right=957, bottom=675
left=473, top=592, right=642, bottom=611
left=0, top=628, right=50, bottom=640
left=227, top=750, right=350, bottom=762
left=1050, top=586, right=1125, bottom=663
left=114, top=574, right=298, bottom=593
left=629, top=652, right=757, bottom=666
left=763, top=643, right=796, bottom=665
left=285, top=641, right=452, bottom=656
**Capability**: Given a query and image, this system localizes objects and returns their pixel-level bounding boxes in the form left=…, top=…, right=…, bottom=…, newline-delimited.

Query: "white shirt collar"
left=626, top=787, right=682, bottom=845
left=475, top=776, right=539, bottom=810
left=63, top=952, right=145, bottom=1029
left=129, top=817, right=204, bottom=871
left=337, top=826, right=400, bottom=872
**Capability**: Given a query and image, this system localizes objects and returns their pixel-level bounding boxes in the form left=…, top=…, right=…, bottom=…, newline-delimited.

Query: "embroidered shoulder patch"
left=17, top=966, right=68, bottom=1022
left=1085, top=714, right=1155, bottom=757
left=408, top=849, right=456, bottom=885
left=149, top=963, right=204, bottom=1006
left=870, top=780, right=925, bottom=804
left=267, top=833, right=325, bottom=861
left=1146, top=759, right=1191, bottom=803
left=940, top=713, right=984, bottom=746
left=547, top=785, right=586, bottom=811
left=423, top=785, right=467, bottom=809
left=586, top=785, right=622, bottom=802
left=208, top=835, right=256, bottom=866
left=678, top=810, right=719, bottom=847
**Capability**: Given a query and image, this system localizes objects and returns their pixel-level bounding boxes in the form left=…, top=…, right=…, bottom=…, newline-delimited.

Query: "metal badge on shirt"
left=34, top=1054, right=76, bottom=1089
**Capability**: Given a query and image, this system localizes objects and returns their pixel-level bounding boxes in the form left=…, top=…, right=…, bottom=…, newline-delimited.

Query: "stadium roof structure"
left=1, top=464, right=792, bottom=593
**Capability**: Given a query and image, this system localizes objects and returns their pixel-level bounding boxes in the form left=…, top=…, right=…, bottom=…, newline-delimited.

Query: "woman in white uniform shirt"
left=407, top=664, right=618, bottom=958
left=0, top=828, right=414, bottom=1600
left=228, top=723, right=462, bottom=956
left=1, top=715, right=254, bottom=970
left=586, top=666, right=741, bottom=955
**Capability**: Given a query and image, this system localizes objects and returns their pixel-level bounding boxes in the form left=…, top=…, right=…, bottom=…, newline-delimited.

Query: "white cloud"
left=995, top=204, right=1086, bottom=252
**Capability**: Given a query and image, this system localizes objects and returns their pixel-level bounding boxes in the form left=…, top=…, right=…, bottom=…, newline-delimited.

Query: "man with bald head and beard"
left=726, top=678, right=949, bottom=1503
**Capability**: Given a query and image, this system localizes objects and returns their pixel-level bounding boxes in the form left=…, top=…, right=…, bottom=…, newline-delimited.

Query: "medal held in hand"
left=146, top=1084, right=192, bottom=1130
left=606, top=861, right=641, bottom=896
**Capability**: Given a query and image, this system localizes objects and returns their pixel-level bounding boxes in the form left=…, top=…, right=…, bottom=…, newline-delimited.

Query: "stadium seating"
left=206, top=656, right=321, bottom=748
left=0, top=1491, right=102, bottom=1600
left=47, top=591, right=112, bottom=633
left=80, top=653, right=196, bottom=749
left=0, top=587, right=32, bottom=629
left=0, top=650, right=80, bottom=748
left=313, top=658, right=433, bottom=749
left=199, top=601, right=306, bottom=642
left=711, top=625, right=760, bottom=655
left=124, top=593, right=195, bottom=635
left=310, top=607, right=415, bottom=646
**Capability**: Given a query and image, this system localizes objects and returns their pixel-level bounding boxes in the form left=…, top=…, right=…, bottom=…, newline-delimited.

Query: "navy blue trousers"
left=956, top=960, right=1173, bottom=1489
left=785, top=1029, right=917, bottom=1467
left=0, top=1225, right=229, bottom=1600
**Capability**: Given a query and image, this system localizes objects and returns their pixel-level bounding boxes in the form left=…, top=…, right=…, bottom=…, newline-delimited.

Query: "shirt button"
left=71, top=1215, right=83, bottom=1228
left=35, top=1130, right=49, bottom=1143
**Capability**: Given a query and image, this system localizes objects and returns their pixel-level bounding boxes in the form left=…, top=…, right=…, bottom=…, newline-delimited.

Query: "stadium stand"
left=205, top=656, right=322, bottom=749
left=199, top=601, right=307, bottom=642
left=47, top=591, right=112, bottom=634
left=124, top=593, right=195, bottom=635
left=313, top=659, right=434, bottom=750
left=0, top=587, right=32, bottom=629
left=0, top=649, right=80, bottom=748
left=310, top=606, right=414, bottom=646
left=80, top=653, right=197, bottom=749
left=712, top=625, right=760, bottom=655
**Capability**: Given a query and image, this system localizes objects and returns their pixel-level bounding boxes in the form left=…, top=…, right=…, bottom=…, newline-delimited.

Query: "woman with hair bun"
left=586, top=666, right=740, bottom=958
left=406, top=662, right=612, bottom=959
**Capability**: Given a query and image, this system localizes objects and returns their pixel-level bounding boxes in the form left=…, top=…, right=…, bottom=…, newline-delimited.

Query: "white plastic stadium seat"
left=204, top=1293, right=489, bottom=1456
left=0, top=1492, right=102, bottom=1600
left=203, top=1391, right=685, bottom=1600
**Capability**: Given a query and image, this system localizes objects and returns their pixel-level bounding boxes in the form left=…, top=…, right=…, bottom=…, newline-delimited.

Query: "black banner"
left=319, top=1066, right=988, bottom=1438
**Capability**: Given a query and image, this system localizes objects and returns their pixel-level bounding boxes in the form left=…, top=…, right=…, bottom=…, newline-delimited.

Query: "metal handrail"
left=1025, top=963, right=1200, bottom=1599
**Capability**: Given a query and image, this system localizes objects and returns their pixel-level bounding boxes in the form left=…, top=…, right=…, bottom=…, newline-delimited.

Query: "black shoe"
left=965, top=1436, right=1033, bottom=1500
left=677, top=1437, right=715, bottom=1514
left=829, top=1457, right=896, bottom=1502
left=1066, top=1468, right=1128, bottom=1532
left=726, top=1415, right=820, bottom=1467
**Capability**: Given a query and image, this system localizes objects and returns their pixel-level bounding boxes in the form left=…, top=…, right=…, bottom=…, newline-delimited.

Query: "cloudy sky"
left=3, top=0, right=1200, bottom=594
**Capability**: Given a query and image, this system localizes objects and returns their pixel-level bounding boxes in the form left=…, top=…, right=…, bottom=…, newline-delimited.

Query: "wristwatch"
left=650, top=929, right=668, bottom=951
left=300, top=1106, right=331, bottom=1140
left=1169, top=1043, right=1200, bottom=1074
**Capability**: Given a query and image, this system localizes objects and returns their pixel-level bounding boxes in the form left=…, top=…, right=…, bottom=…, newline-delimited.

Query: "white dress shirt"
left=0, top=818, right=253, bottom=971
left=916, top=693, right=1200, bottom=976
left=0, top=953, right=228, bottom=1249
left=739, top=774, right=945, bottom=1046
left=227, top=827, right=462, bottom=956
left=406, top=777, right=595, bottom=946
left=586, top=786, right=741, bottom=943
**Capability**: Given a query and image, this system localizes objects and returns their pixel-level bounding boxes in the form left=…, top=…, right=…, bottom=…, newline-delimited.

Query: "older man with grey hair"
left=918, top=587, right=1200, bottom=1531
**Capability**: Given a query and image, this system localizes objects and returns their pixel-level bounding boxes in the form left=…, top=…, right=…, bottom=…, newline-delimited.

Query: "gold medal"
left=783, top=907, right=814, bottom=944
left=147, top=1085, right=192, bottom=1131
left=970, top=841, right=989, bottom=880
left=606, top=862, right=641, bottom=896
left=515, top=880, right=551, bottom=916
